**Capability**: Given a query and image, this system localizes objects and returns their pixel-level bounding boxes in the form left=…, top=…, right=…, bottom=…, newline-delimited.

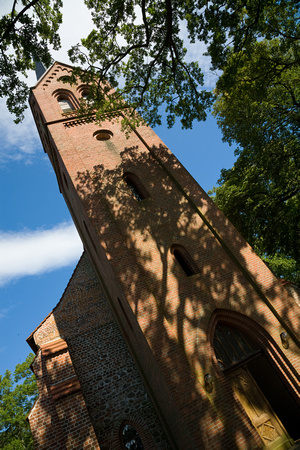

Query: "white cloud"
left=179, top=22, right=220, bottom=89
left=0, top=307, right=11, bottom=320
left=51, top=0, right=93, bottom=64
left=0, top=0, right=93, bottom=164
left=0, top=223, right=83, bottom=286
left=0, top=98, right=42, bottom=163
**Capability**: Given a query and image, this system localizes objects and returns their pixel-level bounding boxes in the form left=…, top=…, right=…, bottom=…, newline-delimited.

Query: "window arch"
left=82, top=92, right=90, bottom=102
left=52, top=89, right=77, bottom=113
left=121, top=423, right=144, bottom=449
left=170, top=244, right=199, bottom=276
left=114, top=417, right=157, bottom=449
left=77, top=84, right=93, bottom=105
left=123, top=172, right=149, bottom=201
left=213, top=323, right=260, bottom=370
left=58, top=96, right=74, bottom=113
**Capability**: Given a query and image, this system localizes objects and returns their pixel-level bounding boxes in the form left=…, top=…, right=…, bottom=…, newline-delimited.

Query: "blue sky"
left=0, top=0, right=236, bottom=375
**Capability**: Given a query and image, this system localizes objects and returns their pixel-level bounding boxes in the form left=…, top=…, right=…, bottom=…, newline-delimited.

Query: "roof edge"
left=26, top=251, right=85, bottom=347
left=30, top=60, right=76, bottom=89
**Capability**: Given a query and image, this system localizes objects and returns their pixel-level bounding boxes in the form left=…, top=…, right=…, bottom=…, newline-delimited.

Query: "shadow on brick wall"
left=43, top=142, right=300, bottom=449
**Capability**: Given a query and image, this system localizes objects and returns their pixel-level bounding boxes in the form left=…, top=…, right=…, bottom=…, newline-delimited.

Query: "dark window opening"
left=122, top=424, right=144, bottom=450
left=82, top=91, right=89, bottom=100
left=81, top=90, right=94, bottom=106
left=123, top=173, right=149, bottom=201
left=213, top=323, right=259, bottom=370
left=171, top=245, right=199, bottom=277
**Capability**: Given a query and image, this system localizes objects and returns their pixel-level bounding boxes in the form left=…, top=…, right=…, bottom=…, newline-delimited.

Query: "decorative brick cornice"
left=41, top=338, right=68, bottom=357
left=41, top=64, right=73, bottom=89
left=63, top=115, right=96, bottom=128
left=50, top=376, right=81, bottom=400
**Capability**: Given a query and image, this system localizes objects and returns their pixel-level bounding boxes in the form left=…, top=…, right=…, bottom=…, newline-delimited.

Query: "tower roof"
left=35, top=60, right=47, bottom=81
left=30, top=60, right=75, bottom=89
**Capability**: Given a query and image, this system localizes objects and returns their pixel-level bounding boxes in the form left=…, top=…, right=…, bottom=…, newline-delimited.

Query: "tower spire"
left=34, top=60, right=47, bottom=80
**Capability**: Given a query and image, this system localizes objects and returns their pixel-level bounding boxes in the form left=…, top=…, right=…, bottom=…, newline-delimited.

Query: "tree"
left=67, top=0, right=299, bottom=131
left=0, top=0, right=62, bottom=122
left=1, top=1, right=298, bottom=128
left=1, top=1, right=299, bottom=280
left=211, top=38, right=300, bottom=283
left=0, top=354, right=38, bottom=450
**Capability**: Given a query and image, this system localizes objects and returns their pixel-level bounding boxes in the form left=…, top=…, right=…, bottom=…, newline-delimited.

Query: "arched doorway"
left=213, top=323, right=300, bottom=449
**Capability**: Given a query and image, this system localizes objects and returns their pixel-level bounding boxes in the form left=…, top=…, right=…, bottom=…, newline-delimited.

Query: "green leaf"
left=0, top=354, right=37, bottom=450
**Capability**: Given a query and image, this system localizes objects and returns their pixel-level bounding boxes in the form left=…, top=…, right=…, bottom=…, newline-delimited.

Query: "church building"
left=27, top=61, right=300, bottom=449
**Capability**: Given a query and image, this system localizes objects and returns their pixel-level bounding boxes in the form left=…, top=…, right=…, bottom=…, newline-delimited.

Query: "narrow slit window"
left=123, top=173, right=149, bottom=201
left=171, top=245, right=199, bottom=277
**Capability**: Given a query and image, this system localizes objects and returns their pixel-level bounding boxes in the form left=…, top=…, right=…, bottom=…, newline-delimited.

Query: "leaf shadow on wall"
left=63, top=142, right=300, bottom=448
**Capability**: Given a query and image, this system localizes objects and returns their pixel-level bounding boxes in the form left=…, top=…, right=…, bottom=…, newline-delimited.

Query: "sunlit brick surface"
left=28, top=62, right=300, bottom=449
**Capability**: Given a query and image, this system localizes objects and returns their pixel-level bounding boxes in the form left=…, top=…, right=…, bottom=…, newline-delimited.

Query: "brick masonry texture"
left=29, top=253, right=171, bottom=449
left=28, top=62, right=300, bottom=449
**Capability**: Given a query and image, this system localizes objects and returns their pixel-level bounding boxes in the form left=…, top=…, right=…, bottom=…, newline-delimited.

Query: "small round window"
left=93, top=130, right=113, bottom=141
left=122, top=424, right=144, bottom=450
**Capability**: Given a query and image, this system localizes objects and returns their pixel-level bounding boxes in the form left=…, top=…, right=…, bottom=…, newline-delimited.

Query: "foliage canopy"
left=1, top=0, right=298, bottom=127
left=0, top=354, right=37, bottom=450
left=0, top=0, right=62, bottom=122
left=67, top=0, right=300, bottom=130
left=212, top=36, right=300, bottom=283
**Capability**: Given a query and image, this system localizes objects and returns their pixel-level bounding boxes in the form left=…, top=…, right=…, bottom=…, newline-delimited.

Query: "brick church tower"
left=27, top=61, right=300, bottom=449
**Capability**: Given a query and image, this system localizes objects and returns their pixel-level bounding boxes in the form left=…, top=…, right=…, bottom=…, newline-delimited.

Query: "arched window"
left=213, top=323, right=299, bottom=446
left=171, top=244, right=199, bottom=276
left=58, top=96, right=74, bottom=113
left=121, top=423, right=144, bottom=450
left=213, top=323, right=259, bottom=370
left=123, top=172, right=149, bottom=201
left=82, top=90, right=91, bottom=102
left=78, top=85, right=90, bottom=97
left=77, top=84, right=93, bottom=105
left=53, top=89, right=77, bottom=113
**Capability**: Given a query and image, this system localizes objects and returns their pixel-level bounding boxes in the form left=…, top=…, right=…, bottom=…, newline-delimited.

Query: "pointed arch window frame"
left=123, top=172, right=150, bottom=202
left=120, top=422, right=144, bottom=449
left=213, top=322, right=261, bottom=372
left=207, top=310, right=300, bottom=419
left=170, top=244, right=200, bottom=277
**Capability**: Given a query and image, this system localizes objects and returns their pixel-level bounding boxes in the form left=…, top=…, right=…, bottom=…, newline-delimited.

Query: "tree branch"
left=1, top=0, right=40, bottom=43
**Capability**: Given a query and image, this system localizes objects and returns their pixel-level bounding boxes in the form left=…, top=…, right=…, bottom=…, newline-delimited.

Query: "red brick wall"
left=28, top=337, right=100, bottom=449
left=29, top=253, right=171, bottom=449
left=29, top=62, right=300, bottom=449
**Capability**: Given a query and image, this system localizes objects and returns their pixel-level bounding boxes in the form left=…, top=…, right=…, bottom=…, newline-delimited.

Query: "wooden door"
left=228, top=367, right=293, bottom=449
